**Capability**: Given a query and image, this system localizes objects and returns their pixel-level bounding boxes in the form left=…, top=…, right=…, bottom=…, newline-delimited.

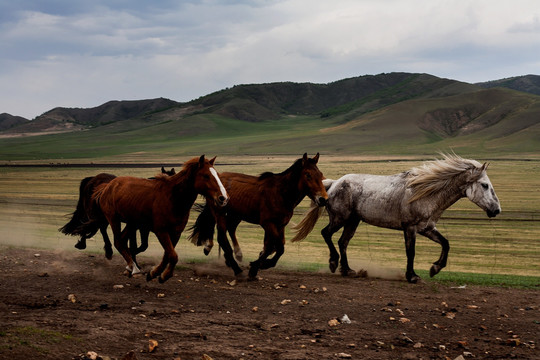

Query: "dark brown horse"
left=59, top=167, right=176, bottom=264
left=190, top=153, right=328, bottom=280
left=92, top=155, right=228, bottom=283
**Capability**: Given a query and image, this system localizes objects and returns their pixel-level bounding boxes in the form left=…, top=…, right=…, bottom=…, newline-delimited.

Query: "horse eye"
left=481, top=183, right=489, bottom=190
left=306, top=173, right=312, bottom=180
left=203, top=174, right=210, bottom=180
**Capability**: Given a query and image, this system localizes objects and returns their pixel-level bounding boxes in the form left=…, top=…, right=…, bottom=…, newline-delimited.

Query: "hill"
left=0, top=98, right=180, bottom=136
left=0, top=113, right=29, bottom=132
left=477, top=74, right=540, bottom=95
left=0, top=73, right=539, bottom=160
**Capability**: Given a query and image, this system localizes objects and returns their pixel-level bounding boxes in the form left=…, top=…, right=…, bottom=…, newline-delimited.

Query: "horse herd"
left=60, top=153, right=501, bottom=284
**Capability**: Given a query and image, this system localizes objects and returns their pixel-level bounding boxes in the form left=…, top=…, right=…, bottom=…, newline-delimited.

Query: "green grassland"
left=0, top=157, right=538, bottom=287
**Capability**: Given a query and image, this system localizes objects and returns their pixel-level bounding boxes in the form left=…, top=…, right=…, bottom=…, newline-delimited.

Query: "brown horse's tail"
left=59, top=176, right=94, bottom=236
left=290, top=201, right=325, bottom=242
left=188, top=203, right=215, bottom=246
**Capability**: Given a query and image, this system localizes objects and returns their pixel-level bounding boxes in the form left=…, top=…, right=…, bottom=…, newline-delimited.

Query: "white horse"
left=292, top=154, right=501, bottom=283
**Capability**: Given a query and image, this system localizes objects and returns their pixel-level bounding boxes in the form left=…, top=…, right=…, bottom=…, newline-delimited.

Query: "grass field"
left=0, top=155, right=538, bottom=287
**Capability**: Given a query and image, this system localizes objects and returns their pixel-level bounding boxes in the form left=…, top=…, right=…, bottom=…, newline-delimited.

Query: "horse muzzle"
left=217, top=195, right=229, bottom=207
left=316, top=196, right=327, bottom=207
left=486, top=208, right=500, bottom=218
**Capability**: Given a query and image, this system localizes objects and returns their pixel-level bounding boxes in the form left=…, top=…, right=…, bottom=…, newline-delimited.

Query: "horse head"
left=194, top=155, right=229, bottom=207
left=465, top=162, right=501, bottom=218
left=299, top=152, right=328, bottom=207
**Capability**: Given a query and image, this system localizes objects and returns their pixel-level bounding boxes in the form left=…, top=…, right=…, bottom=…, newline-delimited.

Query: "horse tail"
left=59, top=176, right=94, bottom=236
left=290, top=201, right=325, bottom=242
left=188, top=203, right=216, bottom=246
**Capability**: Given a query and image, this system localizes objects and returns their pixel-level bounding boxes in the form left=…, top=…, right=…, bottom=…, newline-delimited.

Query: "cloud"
left=1, top=0, right=539, bottom=119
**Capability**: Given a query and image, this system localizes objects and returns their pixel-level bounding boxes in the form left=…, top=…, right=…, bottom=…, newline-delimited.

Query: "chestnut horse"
left=92, top=155, right=228, bottom=283
left=59, top=167, right=175, bottom=264
left=189, top=153, right=328, bottom=280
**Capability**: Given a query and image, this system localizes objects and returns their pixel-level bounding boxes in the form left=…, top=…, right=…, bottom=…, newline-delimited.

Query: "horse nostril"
left=494, top=209, right=500, bottom=215
left=318, top=197, right=327, bottom=206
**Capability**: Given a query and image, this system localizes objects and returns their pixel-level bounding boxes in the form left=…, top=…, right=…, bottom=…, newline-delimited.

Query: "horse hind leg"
left=100, top=224, right=113, bottom=260
left=204, top=239, right=214, bottom=256
left=420, top=228, right=450, bottom=278
left=337, top=217, right=360, bottom=276
left=74, top=236, right=87, bottom=250
left=321, top=222, right=342, bottom=273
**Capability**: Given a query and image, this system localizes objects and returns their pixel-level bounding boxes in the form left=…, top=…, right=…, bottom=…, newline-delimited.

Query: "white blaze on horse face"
left=465, top=172, right=501, bottom=217
left=210, top=167, right=229, bottom=204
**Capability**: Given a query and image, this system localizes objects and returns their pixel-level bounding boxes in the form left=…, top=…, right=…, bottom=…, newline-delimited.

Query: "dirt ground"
left=0, top=247, right=538, bottom=360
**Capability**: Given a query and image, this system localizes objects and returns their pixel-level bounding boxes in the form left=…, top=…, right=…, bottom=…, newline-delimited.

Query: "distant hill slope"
left=191, top=73, right=478, bottom=121
left=0, top=72, right=539, bottom=159
left=0, top=113, right=28, bottom=131
left=477, top=75, right=540, bottom=95
left=1, top=98, right=179, bottom=135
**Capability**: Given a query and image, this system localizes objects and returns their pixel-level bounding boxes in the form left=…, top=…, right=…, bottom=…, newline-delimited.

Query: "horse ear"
left=209, top=156, right=217, bottom=166
left=199, top=155, right=205, bottom=167
left=302, top=153, right=308, bottom=164
left=481, top=162, right=489, bottom=171
left=313, top=152, right=320, bottom=164
left=161, top=166, right=165, bottom=173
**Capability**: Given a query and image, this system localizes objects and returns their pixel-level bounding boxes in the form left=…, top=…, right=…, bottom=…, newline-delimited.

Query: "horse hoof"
left=430, top=264, right=441, bottom=277
left=235, top=272, right=247, bottom=282
left=203, top=248, right=211, bottom=256
left=341, top=268, right=356, bottom=277
left=158, top=276, right=166, bottom=284
left=74, top=242, right=86, bottom=250
left=105, top=249, right=113, bottom=260
left=146, top=273, right=153, bottom=282
left=407, top=275, right=421, bottom=284
left=329, top=261, right=338, bottom=273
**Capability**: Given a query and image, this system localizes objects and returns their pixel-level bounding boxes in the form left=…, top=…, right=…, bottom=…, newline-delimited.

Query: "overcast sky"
left=1, top=0, right=539, bottom=119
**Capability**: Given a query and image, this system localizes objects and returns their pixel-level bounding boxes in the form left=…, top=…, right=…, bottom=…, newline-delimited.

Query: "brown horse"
left=59, top=167, right=176, bottom=265
left=190, top=153, right=328, bottom=280
left=92, top=155, right=228, bottom=283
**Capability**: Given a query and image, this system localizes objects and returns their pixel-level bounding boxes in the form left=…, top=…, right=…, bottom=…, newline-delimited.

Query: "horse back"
left=219, top=172, right=292, bottom=225
left=98, top=176, right=165, bottom=224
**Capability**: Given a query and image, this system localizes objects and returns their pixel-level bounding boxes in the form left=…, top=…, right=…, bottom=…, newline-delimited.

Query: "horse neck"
left=416, top=173, right=467, bottom=217
left=277, top=169, right=305, bottom=208
left=168, top=169, right=198, bottom=207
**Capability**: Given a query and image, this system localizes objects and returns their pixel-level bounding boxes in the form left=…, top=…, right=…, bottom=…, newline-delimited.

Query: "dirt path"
left=0, top=247, right=538, bottom=359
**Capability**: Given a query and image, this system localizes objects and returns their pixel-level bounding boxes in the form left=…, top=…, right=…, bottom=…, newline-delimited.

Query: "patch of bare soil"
left=0, top=247, right=538, bottom=360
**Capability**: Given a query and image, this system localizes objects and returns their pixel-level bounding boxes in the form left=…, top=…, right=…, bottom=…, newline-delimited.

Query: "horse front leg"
left=110, top=220, right=139, bottom=275
left=259, top=225, right=285, bottom=271
left=337, top=218, right=360, bottom=276
left=227, top=220, right=243, bottom=262
left=321, top=223, right=341, bottom=273
left=420, top=227, right=450, bottom=278
left=147, top=231, right=177, bottom=283
left=403, top=227, right=420, bottom=283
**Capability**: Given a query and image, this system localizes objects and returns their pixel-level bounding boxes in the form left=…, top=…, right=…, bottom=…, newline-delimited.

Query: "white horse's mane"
left=407, top=153, right=483, bottom=203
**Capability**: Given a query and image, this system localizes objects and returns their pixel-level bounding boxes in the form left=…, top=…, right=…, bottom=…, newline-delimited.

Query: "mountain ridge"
left=0, top=73, right=538, bottom=159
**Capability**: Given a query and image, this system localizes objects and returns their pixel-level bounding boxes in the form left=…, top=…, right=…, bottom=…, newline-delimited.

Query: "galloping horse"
left=91, top=156, right=228, bottom=283
left=292, top=154, right=501, bottom=283
left=59, top=167, right=175, bottom=263
left=190, top=153, right=328, bottom=280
